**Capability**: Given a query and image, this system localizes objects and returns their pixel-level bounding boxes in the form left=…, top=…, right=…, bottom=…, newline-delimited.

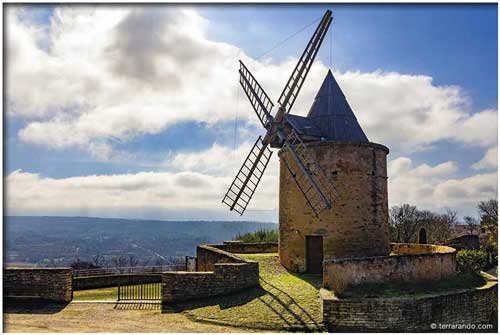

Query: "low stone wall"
left=73, top=274, right=161, bottom=290
left=197, top=244, right=247, bottom=271
left=390, top=243, right=455, bottom=255
left=321, top=280, right=498, bottom=331
left=4, top=268, right=73, bottom=302
left=162, top=243, right=260, bottom=302
left=162, top=262, right=259, bottom=302
left=219, top=241, right=278, bottom=254
left=324, top=243, right=456, bottom=293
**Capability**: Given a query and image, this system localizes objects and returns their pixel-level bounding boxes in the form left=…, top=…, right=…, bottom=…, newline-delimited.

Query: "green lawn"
left=173, top=253, right=324, bottom=331
left=73, top=286, right=117, bottom=301
left=339, top=272, right=496, bottom=299
left=73, top=254, right=322, bottom=331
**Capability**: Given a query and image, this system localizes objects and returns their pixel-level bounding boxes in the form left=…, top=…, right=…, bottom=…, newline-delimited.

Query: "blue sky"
left=4, top=4, right=498, bottom=221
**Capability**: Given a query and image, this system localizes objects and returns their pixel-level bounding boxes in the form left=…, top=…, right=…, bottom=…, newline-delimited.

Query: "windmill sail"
left=239, top=61, right=274, bottom=128
left=280, top=129, right=337, bottom=216
left=278, top=10, right=333, bottom=115
left=222, top=136, right=273, bottom=215
left=223, top=9, right=337, bottom=218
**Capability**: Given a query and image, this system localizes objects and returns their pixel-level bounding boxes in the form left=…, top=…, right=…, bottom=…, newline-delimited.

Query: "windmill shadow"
left=258, top=277, right=323, bottom=331
left=161, top=286, right=267, bottom=314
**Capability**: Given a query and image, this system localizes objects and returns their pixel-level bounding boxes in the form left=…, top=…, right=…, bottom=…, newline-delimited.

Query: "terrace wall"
left=219, top=241, right=278, bottom=254
left=323, top=243, right=457, bottom=293
left=321, top=280, right=498, bottom=331
left=3, top=268, right=73, bottom=302
left=162, top=262, right=259, bottom=302
left=163, top=243, right=259, bottom=302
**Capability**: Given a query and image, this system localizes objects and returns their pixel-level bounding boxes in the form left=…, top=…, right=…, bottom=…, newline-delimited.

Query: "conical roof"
left=306, top=70, right=368, bottom=142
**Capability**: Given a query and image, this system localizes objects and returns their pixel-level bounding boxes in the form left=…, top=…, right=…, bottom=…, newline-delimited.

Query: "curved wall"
left=323, top=243, right=457, bottom=293
left=279, top=141, right=390, bottom=272
left=321, top=280, right=498, bottom=332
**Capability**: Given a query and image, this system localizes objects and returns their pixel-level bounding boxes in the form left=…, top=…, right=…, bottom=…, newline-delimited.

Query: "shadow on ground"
left=3, top=299, right=69, bottom=314
left=259, top=276, right=322, bottom=330
left=162, top=286, right=267, bottom=313
left=114, top=302, right=161, bottom=310
left=162, top=271, right=324, bottom=332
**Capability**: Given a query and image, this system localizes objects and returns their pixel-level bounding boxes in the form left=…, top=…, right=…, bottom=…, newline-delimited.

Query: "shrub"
left=235, top=229, right=278, bottom=243
left=456, top=250, right=487, bottom=274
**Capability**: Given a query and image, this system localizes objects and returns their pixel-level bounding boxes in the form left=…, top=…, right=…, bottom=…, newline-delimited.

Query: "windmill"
left=222, top=10, right=338, bottom=217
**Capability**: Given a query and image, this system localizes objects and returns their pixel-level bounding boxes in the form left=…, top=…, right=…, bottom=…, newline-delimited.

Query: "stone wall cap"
left=198, top=244, right=247, bottom=263
left=326, top=281, right=498, bottom=303
left=222, top=241, right=278, bottom=246
left=320, top=288, right=338, bottom=301
left=214, top=262, right=256, bottom=266
left=163, top=271, right=212, bottom=275
left=4, top=267, right=72, bottom=271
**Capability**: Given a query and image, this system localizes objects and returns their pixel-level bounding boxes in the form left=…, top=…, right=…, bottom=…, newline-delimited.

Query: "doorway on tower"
left=305, top=235, right=323, bottom=274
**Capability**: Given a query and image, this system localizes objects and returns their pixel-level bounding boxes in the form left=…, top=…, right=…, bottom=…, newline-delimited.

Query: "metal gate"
left=117, top=276, right=162, bottom=301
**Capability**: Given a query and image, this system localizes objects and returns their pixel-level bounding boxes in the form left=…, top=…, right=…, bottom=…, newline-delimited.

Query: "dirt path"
left=3, top=301, right=259, bottom=333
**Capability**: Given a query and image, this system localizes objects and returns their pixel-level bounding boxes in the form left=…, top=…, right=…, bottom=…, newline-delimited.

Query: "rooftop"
left=287, top=70, right=369, bottom=143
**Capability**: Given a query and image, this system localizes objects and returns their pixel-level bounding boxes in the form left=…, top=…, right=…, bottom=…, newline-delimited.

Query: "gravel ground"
left=3, top=301, right=259, bottom=333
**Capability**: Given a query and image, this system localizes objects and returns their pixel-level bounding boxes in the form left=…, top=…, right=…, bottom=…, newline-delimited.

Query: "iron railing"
left=72, top=264, right=185, bottom=278
left=117, top=277, right=162, bottom=301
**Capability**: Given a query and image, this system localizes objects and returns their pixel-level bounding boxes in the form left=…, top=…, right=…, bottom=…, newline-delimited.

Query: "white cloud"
left=6, top=149, right=496, bottom=218
left=471, top=146, right=498, bottom=170
left=163, top=140, right=280, bottom=178
left=388, top=157, right=497, bottom=214
left=5, top=168, right=278, bottom=213
left=5, top=5, right=498, bottom=160
left=4, top=5, right=498, bottom=219
left=5, top=139, right=281, bottom=214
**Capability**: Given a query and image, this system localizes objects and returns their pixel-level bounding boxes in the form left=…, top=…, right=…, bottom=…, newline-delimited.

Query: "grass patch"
left=73, top=286, right=117, bottom=301
left=339, top=272, right=492, bottom=299
left=173, top=253, right=324, bottom=331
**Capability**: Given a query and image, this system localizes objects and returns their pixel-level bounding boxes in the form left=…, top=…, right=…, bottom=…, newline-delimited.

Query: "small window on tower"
left=331, top=171, right=338, bottom=181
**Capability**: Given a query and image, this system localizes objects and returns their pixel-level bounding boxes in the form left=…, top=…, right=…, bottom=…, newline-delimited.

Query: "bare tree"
left=150, top=257, right=165, bottom=272
left=478, top=199, right=498, bottom=248
left=112, top=256, right=128, bottom=273
left=128, top=256, right=139, bottom=267
left=141, top=257, right=153, bottom=267
left=463, top=216, right=478, bottom=235
left=91, top=252, right=105, bottom=268
left=478, top=199, right=498, bottom=231
left=431, top=208, right=457, bottom=244
left=389, top=204, right=420, bottom=243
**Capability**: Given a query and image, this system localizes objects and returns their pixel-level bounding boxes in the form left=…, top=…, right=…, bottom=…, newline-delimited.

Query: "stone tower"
left=279, top=70, right=390, bottom=273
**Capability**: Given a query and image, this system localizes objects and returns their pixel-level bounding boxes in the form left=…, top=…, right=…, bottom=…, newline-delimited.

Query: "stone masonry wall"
left=218, top=241, right=278, bottom=254
left=197, top=244, right=247, bottom=271
left=162, top=243, right=259, bottom=302
left=4, top=268, right=73, bottom=302
left=162, top=262, right=259, bottom=302
left=321, top=280, right=498, bottom=331
left=323, top=243, right=456, bottom=293
left=279, top=141, right=390, bottom=272
left=390, top=243, right=454, bottom=255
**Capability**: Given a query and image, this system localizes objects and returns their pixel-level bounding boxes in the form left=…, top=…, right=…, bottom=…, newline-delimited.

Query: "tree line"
left=389, top=199, right=497, bottom=249
left=70, top=253, right=185, bottom=270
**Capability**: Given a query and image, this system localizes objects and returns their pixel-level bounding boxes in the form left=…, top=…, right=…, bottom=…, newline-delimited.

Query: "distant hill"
left=4, top=216, right=278, bottom=267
